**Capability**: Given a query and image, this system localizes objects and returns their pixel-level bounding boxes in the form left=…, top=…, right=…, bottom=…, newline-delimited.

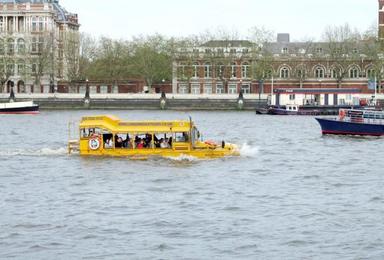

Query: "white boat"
left=0, top=101, right=39, bottom=114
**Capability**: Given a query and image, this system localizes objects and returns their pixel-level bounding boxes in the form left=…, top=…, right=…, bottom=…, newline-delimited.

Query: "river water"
left=0, top=110, right=383, bottom=260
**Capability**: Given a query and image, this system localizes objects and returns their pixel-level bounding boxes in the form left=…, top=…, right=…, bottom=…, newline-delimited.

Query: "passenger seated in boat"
left=137, top=139, right=145, bottom=149
left=160, top=138, right=170, bottom=148
left=115, top=136, right=123, bottom=148
left=123, top=134, right=130, bottom=148
left=144, top=133, right=152, bottom=148
left=105, top=138, right=113, bottom=148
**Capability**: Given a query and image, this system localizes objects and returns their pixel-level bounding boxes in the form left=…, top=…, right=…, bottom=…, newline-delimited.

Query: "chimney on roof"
left=277, top=33, right=290, bottom=43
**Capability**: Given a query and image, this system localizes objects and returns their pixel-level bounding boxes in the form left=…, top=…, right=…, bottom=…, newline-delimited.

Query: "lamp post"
left=50, top=78, right=54, bottom=93
left=258, top=79, right=264, bottom=100
left=85, top=78, right=90, bottom=99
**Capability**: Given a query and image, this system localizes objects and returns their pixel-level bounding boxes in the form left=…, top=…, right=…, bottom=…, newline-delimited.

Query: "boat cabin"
left=78, top=115, right=200, bottom=153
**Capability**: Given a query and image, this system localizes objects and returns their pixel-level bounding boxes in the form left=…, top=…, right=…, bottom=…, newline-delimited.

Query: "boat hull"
left=315, top=118, right=384, bottom=136
left=0, top=101, right=39, bottom=114
left=75, top=144, right=240, bottom=159
left=268, top=108, right=320, bottom=115
left=0, top=105, right=39, bottom=114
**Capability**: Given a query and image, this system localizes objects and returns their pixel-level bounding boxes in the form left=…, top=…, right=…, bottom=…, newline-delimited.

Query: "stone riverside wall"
left=0, top=94, right=268, bottom=111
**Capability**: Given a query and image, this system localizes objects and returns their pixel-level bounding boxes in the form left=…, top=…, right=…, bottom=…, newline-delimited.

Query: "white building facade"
left=0, top=0, right=79, bottom=93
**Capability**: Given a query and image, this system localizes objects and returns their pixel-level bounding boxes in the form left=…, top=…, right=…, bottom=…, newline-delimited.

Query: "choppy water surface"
left=1, top=110, right=383, bottom=259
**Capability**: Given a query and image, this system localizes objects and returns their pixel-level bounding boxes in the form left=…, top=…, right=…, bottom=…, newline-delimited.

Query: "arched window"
left=315, top=67, right=324, bottom=78
left=297, top=69, right=306, bottom=78
left=17, top=38, right=25, bottom=54
left=331, top=68, right=341, bottom=79
left=280, top=67, right=289, bottom=78
left=204, top=62, right=211, bottom=78
left=349, top=67, right=359, bottom=78
left=7, top=38, right=14, bottom=55
left=242, top=62, right=249, bottom=78
left=32, top=17, right=38, bottom=32
left=366, top=68, right=375, bottom=79
left=38, top=17, right=44, bottom=32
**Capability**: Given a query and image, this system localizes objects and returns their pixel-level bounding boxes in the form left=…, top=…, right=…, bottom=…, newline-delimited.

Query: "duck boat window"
left=81, top=127, right=102, bottom=138
left=174, top=132, right=189, bottom=142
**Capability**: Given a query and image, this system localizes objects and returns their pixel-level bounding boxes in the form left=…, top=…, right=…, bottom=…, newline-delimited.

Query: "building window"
left=331, top=69, right=340, bottom=78
left=216, top=83, right=224, bottom=94
left=32, top=37, right=38, bottom=53
left=204, top=62, right=211, bottom=78
left=178, top=64, right=185, bottom=79
left=17, top=62, right=25, bottom=75
left=315, top=67, right=324, bottom=78
left=316, top=47, right=323, bottom=54
left=297, top=69, right=305, bottom=78
left=203, top=84, right=212, bottom=94
left=205, top=49, right=211, bottom=54
left=100, top=85, right=108, bottom=94
left=280, top=67, right=289, bottom=78
left=192, top=63, right=199, bottom=78
left=265, top=69, right=273, bottom=79
left=216, top=63, right=224, bottom=78
left=7, top=64, right=14, bottom=75
left=191, top=83, right=200, bottom=94
left=228, top=83, right=237, bottom=94
left=230, top=49, right=236, bottom=54
left=289, top=94, right=295, bottom=101
left=0, top=39, right=4, bottom=55
left=17, top=38, right=25, bottom=54
left=32, top=17, right=38, bottom=32
left=179, top=83, right=189, bottom=94
left=367, top=69, right=375, bottom=79
left=7, top=39, right=14, bottom=55
left=241, top=84, right=250, bottom=94
left=39, top=17, right=44, bottom=31
left=282, top=47, right=288, bottom=54
left=31, top=63, right=37, bottom=74
left=242, top=48, right=249, bottom=54
left=349, top=67, right=359, bottom=78
left=0, top=17, right=3, bottom=32
left=217, top=48, right=224, bottom=54
left=242, top=62, right=249, bottom=78
left=231, top=62, right=237, bottom=78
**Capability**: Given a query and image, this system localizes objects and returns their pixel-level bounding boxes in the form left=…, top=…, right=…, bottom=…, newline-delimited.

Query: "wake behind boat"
left=315, top=108, right=384, bottom=136
left=0, top=101, right=39, bottom=114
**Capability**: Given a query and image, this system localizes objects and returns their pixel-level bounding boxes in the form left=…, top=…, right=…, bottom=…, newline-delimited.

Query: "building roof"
left=0, top=0, right=78, bottom=25
left=201, top=40, right=254, bottom=48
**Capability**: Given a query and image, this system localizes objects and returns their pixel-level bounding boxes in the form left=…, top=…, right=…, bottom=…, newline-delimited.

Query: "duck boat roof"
left=80, top=115, right=192, bottom=133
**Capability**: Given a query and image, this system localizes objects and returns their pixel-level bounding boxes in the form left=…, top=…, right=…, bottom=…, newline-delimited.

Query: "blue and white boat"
left=315, top=108, right=384, bottom=136
left=267, top=104, right=321, bottom=115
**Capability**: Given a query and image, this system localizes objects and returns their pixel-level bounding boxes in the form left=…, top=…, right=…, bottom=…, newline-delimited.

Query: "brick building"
left=172, top=1, right=384, bottom=104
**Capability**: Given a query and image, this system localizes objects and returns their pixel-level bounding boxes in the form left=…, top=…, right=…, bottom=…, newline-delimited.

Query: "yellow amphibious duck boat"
left=68, top=115, right=239, bottom=159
